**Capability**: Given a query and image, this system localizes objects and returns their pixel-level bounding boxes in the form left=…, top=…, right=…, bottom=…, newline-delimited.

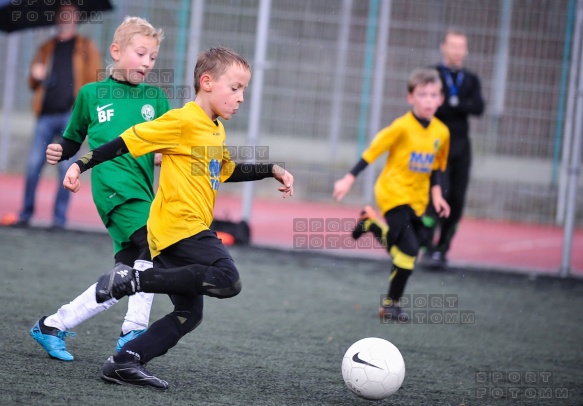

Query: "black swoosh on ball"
left=352, top=352, right=383, bottom=370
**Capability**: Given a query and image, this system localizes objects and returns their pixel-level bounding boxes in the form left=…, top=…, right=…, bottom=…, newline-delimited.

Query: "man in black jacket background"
left=423, top=28, right=485, bottom=269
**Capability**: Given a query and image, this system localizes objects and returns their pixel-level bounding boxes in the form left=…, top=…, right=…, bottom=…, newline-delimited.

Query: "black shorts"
left=383, top=205, right=428, bottom=258
left=153, top=229, right=234, bottom=269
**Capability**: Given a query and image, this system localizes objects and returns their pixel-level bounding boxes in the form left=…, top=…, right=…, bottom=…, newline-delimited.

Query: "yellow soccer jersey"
left=361, top=111, right=450, bottom=217
left=120, top=101, right=236, bottom=257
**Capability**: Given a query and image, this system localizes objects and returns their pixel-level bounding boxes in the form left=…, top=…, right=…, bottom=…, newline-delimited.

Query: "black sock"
left=115, top=315, right=181, bottom=364
left=387, top=265, right=412, bottom=304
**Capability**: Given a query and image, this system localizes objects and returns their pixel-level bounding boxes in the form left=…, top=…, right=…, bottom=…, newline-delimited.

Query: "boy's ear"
left=406, top=92, right=414, bottom=106
left=200, top=73, right=212, bottom=92
left=110, top=43, right=120, bottom=61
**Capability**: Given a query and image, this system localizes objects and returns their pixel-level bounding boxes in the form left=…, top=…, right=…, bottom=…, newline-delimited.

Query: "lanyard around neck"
left=440, top=64, right=464, bottom=96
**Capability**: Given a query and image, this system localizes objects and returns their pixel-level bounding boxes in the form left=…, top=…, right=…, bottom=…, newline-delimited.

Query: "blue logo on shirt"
left=409, top=152, right=434, bottom=173
left=209, top=159, right=221, bottom=190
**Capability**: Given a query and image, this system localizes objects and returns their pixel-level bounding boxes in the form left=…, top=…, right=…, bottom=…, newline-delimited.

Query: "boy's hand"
left=63, top=163, right=82, bottom=193
left=333, top=174, right=355, bottom=202
left=431, top=185, right=450, bottom=218
left=154, top=153, right=163, bottom=167
left=46, top=143, right=63, bottom=165
left=272, top=164, right=294, bottom=198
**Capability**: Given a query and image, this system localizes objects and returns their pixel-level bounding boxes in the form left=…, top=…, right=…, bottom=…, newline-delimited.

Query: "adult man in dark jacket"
left=423, top=28, right=485, bottom=268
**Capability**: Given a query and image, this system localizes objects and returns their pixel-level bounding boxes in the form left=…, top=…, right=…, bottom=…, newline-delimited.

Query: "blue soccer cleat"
left=30, top=316, right=76, bottom=361
left=116, top=329, right=147, bottom=353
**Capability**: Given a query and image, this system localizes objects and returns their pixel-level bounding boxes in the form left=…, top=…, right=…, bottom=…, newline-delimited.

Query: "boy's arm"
left=223, top=163, right=293, bottom=198
left=63, top=137, right=128, bottom=192
left=333, top=124, right=398, bottom=202
left=46, top=138, right=82, bottom=165
left=223, top=163, right=275, bottom=182
left=332, top=158, right=370, bottom=201
left=429, top=130, right=451, bottom=217
left=47, top=88, right=89, bottom=164
left=430, top=183, right=450, bottom=218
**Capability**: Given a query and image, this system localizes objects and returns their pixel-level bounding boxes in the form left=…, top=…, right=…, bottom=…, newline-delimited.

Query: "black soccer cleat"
left=352, top=206, right=376, bottom=240
left=101, top=355, right=169, bottom=390
left=379, top=305, right=410, bottom=323
left=95, top=263, right=138, bottom=303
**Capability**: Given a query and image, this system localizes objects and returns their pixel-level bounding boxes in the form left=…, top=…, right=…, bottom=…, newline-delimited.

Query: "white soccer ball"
left=341, top=337, right=405, bottom=400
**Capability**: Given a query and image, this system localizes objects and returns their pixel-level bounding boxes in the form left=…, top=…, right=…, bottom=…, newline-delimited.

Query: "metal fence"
left=0, top=0, right=581, bottom=227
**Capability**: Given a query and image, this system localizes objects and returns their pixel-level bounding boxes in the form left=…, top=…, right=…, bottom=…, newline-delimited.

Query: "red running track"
left=1, top=173, right=581, bottom=277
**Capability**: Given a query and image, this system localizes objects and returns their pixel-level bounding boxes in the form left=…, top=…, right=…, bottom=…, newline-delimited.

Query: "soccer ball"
left=341, top=337, right=405, bottom=400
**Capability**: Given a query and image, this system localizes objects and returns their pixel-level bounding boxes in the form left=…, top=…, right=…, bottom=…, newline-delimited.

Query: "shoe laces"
left=56, top=330, right=77, bottom=340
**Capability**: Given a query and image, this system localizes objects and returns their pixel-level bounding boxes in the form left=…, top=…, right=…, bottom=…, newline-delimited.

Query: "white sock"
left=44, top=283, right=118, bottom=331
left=121, top=260, right=154, bottom=335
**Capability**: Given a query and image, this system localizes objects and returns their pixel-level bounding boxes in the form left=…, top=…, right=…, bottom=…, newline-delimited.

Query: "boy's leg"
left=96, top=230, right=242, bottom=303
left=117, top=227, right=154, bottom=338
left=31, top=285, right=118, bottom=361
left=100, top=232, right=234, bottom=389
left=352, top=206, right=388, bottom=245
left=100, top=292, right=203, bottom=390
left=107, top=204, right=155, bottom=349
left=380, top=207, right=420, bottom=322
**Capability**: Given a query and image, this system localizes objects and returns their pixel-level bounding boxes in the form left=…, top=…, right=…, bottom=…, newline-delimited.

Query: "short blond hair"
left=407, top=68, right=442, bottom=94
left=112, top=16, right=164, bottom=50
left=193, top=47, right=251, bottom=94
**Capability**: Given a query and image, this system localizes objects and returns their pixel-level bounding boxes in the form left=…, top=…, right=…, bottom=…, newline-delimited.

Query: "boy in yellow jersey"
left=333, top=68, right=451, bottom=322
left=61, top=47, right=294, bottom=390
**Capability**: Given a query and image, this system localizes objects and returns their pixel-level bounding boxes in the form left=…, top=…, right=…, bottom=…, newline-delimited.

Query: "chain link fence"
left=0, top=0, right=581, bottom=225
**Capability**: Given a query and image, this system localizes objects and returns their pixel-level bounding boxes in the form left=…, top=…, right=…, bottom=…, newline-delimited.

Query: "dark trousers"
left=425, top=144, right=471, bottom=255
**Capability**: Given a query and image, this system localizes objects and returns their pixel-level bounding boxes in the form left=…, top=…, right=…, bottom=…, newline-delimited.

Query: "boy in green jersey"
left=30, top=17, right=170, bottom=362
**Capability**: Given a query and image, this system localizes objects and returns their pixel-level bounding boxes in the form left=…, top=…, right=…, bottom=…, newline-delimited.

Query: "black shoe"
left=429, top=251, right=447, bottom=269
left=352, top=206, right=376, bottom=240
left=379, top=305, right=410, bottom=322
left=9, top=219, right=29, bottom=228
left=101, top=355, right=168, bottom=390
left=95, top=263, right=137, bottom=303
left=47, top=224, right=65, bottom=232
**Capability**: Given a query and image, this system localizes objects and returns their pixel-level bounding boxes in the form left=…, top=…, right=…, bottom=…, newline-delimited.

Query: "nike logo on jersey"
left=352, top=353, right=383, bottom=370
left=97, top=103, right=113, bottom=111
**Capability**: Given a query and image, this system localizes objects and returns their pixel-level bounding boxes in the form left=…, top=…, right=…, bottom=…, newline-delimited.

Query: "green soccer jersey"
left=63, top=77, right=171, bottom=227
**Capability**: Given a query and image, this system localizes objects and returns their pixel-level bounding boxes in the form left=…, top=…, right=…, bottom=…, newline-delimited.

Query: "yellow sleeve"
left=361, top=122, right=401, bottom=164
left=433, top=131, right=450, bottom=172
left=219, top=143, right=236, bottom=182
left=121, top=109, right=182, bottom=157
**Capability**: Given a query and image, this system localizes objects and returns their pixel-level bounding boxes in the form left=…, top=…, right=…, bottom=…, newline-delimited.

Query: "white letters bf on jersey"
left=97, top=103, right=156, bottom=123
left=97, top=103, right=114, bottom=123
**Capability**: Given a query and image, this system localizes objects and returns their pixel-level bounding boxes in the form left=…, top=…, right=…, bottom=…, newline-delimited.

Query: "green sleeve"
left=158, top=90, right=171, bottom=117
left=63, top=88, right=90, bottom=144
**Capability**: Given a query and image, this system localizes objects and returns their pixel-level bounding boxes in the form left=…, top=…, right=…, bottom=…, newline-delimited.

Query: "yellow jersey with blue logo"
left=361, top=111, right=450, bottom=217
left=120, top=101, right=236, bottom=258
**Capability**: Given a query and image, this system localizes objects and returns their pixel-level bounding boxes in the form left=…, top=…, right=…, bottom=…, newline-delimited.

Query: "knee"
left=214, top=278, right=242, bottom=299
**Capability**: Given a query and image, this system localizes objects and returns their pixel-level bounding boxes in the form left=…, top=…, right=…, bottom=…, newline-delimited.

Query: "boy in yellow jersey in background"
left=333, top=68, right=451, bottom=322
left=62, top=47, right=294, bottom=389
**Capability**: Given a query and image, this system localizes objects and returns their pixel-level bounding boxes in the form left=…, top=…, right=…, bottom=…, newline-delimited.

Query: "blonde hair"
left=193, top=47, right=251, bottom=94
left=112, top=16, right=164, bottom=51
left=407, top=68, right=442, bottom=94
